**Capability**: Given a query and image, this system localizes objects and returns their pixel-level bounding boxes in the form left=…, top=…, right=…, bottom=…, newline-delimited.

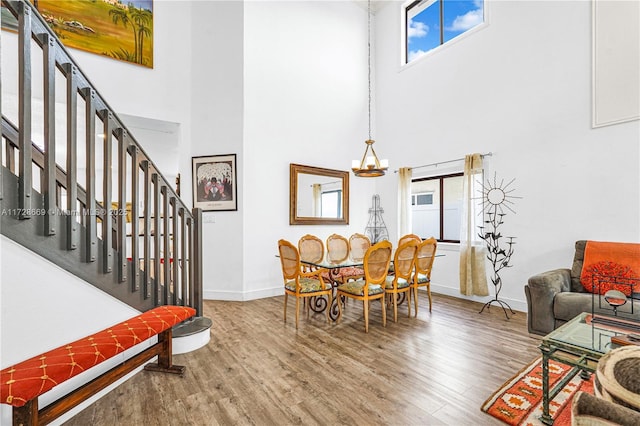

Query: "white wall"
left=0, top=236, right=146, bottom=425
left=0, top=236, right=141, bottom=364
left=188, top=0, right=245, bottom=299
left=1, top=0, right=381, bottom=304
left=58, top=1, right=194, bottom=127
left=4, top=0, right=638, bottom=317
left=374, top=0, right=640, bottom=310
left=241, top=1, right=378, bottom=300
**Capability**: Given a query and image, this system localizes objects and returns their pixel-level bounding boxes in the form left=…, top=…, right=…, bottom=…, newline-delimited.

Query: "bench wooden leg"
left=13, top=399, right=38, bottom=426
left=143, top=328, right=186, bottom=376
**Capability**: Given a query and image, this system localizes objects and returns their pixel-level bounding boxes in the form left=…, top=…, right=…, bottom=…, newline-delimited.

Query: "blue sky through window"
left=407, top=0, right=483, bottom=62
left=129, top=1, right=153, bottom=12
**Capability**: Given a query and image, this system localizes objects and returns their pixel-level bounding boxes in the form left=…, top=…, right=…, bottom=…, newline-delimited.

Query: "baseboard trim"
left=203, top=284, right=527, bottom=312
left=429, top=283, right=527, bottom=313
left=203, top=286, right=282, bottom=301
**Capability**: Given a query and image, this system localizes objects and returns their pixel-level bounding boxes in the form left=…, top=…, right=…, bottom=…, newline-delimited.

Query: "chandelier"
left=351, top=0, right=388, bottom=178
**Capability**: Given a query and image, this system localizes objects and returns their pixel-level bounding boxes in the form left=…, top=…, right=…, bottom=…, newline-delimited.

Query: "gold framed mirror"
left=290, top=164, right=349, bottom=225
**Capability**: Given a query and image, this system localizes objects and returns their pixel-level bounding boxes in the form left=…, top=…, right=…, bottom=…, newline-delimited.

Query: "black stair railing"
left=1, top=0, right=203, bottom=317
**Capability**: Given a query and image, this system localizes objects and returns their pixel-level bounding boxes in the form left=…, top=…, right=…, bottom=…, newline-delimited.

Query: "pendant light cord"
left=367, top=0, right=372, bottom=141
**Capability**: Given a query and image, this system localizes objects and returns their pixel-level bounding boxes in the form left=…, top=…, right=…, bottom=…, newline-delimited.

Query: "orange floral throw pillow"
left=1, top=305, right=195, bottom=407
left=581, top=241, right=640, bottom=295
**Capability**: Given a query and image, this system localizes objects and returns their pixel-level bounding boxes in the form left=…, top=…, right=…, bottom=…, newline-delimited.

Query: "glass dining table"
left=301, top=257, right=364, bottom=321
left=301, top=253, right=444, bottom=321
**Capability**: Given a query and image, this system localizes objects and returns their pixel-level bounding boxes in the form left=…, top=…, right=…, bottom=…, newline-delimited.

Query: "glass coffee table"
left=538, top=312, right=623, bottom=425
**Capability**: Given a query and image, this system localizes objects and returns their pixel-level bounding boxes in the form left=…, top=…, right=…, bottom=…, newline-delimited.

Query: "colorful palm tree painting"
left=30, top=0, right=153, bottom=68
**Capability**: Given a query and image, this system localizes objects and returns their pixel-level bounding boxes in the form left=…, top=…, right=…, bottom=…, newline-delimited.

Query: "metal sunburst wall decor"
left=477, top=172, right=522, bottom=319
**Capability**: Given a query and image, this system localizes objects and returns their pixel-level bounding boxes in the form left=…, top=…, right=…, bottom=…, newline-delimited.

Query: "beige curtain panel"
left=459, top=153, right=489, bottom=296
left=312, top=183, right=322, bottom=217
left=397, top=167, right=413, bottom=238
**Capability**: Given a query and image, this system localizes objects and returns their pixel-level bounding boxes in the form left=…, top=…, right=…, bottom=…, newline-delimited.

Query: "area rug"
left=481, top=357, right=594, bottom=426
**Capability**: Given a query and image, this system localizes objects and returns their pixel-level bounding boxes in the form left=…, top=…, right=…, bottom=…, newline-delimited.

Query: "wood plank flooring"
left=64, top=293, right=541, bottom=425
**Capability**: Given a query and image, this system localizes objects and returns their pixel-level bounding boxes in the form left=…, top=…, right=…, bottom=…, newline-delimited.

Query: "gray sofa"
left=525, top=240, right=640, bottom=336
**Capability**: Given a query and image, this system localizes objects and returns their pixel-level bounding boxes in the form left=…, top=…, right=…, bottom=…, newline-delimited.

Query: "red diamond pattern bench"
left=1, top=305, right=196, bottom=425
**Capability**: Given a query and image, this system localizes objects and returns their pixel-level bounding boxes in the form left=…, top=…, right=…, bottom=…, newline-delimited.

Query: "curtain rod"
left=310, top=180, right=341, bottom=187
left=394, top=152, right=493, bottom=173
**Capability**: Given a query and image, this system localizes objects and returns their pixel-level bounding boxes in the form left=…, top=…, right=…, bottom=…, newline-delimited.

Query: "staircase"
left=1, top=0, right=210, bottom=351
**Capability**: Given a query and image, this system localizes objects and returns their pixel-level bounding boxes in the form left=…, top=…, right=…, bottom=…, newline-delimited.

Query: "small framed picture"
left=192, top=154, right=237, bottom=211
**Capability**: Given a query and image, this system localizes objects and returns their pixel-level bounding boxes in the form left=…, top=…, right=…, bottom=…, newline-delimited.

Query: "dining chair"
left=323, top=234, right=350, bottom=284
left=384, top=239, right=418, bottom=322
left=409, top=237, right=437, bottom=315
left=298, top=234, right=324, bottom=272
left=398, top=233, right=421, bottom=247
left=390, top=234, right=420, bottom=275
left=326, top=234, right=350, bottom=263
left=336, top=240, right=392, bottom=333
left=338, top=233, right=371, bottom=282
left=349, top=233, right=371, bottom=261
left=278, top=239, right=333, bottom=329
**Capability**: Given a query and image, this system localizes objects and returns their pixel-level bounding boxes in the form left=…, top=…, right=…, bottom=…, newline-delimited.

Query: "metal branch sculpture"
left=477, top=173, right=521, bottom=319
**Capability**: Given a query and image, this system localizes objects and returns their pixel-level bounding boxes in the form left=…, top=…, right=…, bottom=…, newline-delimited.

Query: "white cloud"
left=447, top=8, right=483, bottom=32
left=408, top=19, right=429, bottom=39
left=408, top=49, right=427, bottom=62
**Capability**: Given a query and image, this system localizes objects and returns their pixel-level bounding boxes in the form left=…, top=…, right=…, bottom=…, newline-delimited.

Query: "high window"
left=405, top=0, right=484, bottom=64
left=411, top=173, right=463, bottom=242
